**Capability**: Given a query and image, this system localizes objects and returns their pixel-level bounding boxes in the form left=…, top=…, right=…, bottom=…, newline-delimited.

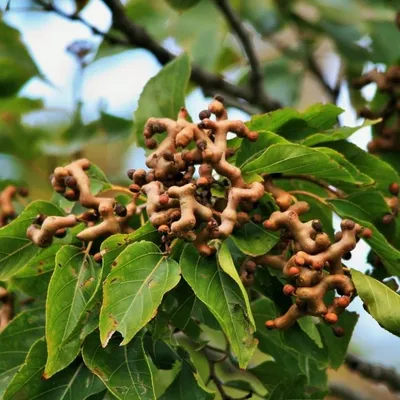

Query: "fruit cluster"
left=23, top=96, right=372, bottom=333
left=354, top=66, right=400, bottom=153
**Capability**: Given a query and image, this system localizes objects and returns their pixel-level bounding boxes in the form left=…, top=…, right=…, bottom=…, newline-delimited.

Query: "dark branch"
left=329, top=382, right=372, bottom=400
left=34, top=0, right=128, bottom=46
left=101, top=0, right=281, bottom=113
left=34, top=0, right=281, bottom=113
left=345, top=354, right=400, bottom=392
left=307, top=54, right=340, bottom=103
left=213, top=0, right=265, bottom=101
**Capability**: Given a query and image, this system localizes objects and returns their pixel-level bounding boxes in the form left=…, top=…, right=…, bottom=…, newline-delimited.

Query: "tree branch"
left=213, top=0, right=265, bottom=101
left=34, top=0, right=129, bottom=46
left=329, top=382, right=373, bottom=400
left=34, top=0, right=281, bottom=113
left=345, top=354, right=400, bottom=392
left=101, top=0, right=281, bottom=113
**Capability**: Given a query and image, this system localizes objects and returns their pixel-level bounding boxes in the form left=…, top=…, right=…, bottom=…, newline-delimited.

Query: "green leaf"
left=328, top=199, right=400, bottom=276
left=326, top=141, right=399, bottom=193
left=100, top=241, right=181, bottom=346
left=4, top=338, right=105, bottom=400
left=0, top=20, right=40, bottom=96
left=230, top=221, right=279, bottom=256
left=237, top=130, right=289, bottom=170
left=249, top=361, right=289, bottom=392
left=0, top=96, right=42, bottom=116
left=10, top=244, right=62, bottom=297
left=315, top=147, right=374, bottom=186
left=252, top=298, right=327, bottom=376
left=318, top=310, right=358, bottom=369
left=297, top=317, right=323, bottom=349
left=351, top=270, right=400, bottom=337
left=0, top=308, right=45, bottom=397
left=240, top=58, right=302, bottom=106
left=86, top=163, right=112, bottom=195
left=100, top=222, right=160, bottom=281
left=133, top=54, right=190, bottom=147
left=83, top=332, right=156, bottom=400
left=301, top=119, right=381, bottom=147
left=45, top=245, right=101, bottom=378
left=180, top=244, right=257, bottom=368
left=246, top=104, right=343, bottom=142
left=163, top=282, right=202, bottom=340
left=218, top=241, right=255, bottom=329
left=165, top=0, right=201, bottom=11
left=158, top=347, right=214, bottom=400
left=242, top=143, right=356, bottom=183
left=267, top=375, right=308, bottom=400
left=370, top=21, right=400, bottom=65
left=0, top=201, right=64, bottom=280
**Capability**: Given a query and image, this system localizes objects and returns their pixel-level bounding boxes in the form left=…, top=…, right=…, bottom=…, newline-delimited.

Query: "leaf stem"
left=288, top=190, right=328, bottom=205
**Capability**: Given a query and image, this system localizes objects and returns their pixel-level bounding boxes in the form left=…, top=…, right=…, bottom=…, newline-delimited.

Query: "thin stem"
left=276, top=175, right=347, bottom=199
left=84, top=241, right=93, bottom=256
left=288, top=190, right=328, bottom=205
left=213, top=0, right=265, bottom=102
left=34, top=0, right=129, bottom=46
left=99, top=185, right=134, bottom=198
left=100, top=0, right=281, bottom=113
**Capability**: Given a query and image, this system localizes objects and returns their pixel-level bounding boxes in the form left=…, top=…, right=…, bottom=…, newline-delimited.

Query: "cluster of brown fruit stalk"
left=0, top=96, right=378, bottom=335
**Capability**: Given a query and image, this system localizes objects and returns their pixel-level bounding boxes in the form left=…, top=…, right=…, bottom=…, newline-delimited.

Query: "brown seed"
left=332, top=326, right=345, bottom=337
left=248, top=131, right=258, bottom=142
left=245, top=260, right=257, bottom=272
left=115, top=204, right=127, bottom=217
left=283, top=284, right=295, bottom=296
left=312, top=220, right=323, bottom=232
left=129, top=184, right=141, bottom=193
left=54, top=228, right=67, bottom=238
left=336, top=296, right=351, bottom=308
left=145, top=138, right=157, bottom=149
left=94, top=252, right=102, bottom=263
left=265, top=320, right=275, bottom=330
left=162, top=151, right=174, bottom=162
left=127, top=169, right=135, bottom=180
left=361, top=228, right=373, bottom=239
left=65, top=176, right=77, bottom=188
left=382, top=213, right=394, bottom=224
left=65, top=189, right=79, bottom=201
left=199, top=110, right=211, bottom=120
left=288, top=266, right=300, bottom=276
left=214, top=94, right=224, bottom=104
left=34, top=214, right=47, bottom=225
left=159, top=194, right=169, bottom=206
left=158, top=225, right=170, bottom=234
left=17, top=187, right=29, bottom=197
left=324, top=313, right=338, bottom=324
left=389, top=182, right=399, bottom=195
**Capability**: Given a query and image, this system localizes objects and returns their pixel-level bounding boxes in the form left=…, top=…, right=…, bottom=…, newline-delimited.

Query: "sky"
left=1, top=0, right=399, bottom=367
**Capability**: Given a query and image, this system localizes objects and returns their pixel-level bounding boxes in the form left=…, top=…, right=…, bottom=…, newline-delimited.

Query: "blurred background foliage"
left=1, top=0, right=399, bottom=198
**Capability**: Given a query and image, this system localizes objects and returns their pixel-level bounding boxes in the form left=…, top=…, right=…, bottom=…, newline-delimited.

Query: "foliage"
left=0, top=1, right=400, bottom=399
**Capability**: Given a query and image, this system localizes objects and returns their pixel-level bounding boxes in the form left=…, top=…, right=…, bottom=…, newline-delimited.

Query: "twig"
left=203, top=345, right=252, bottom=400
left=307, top=53, right=340, bottom=103
left=276, top=175, right=347, bottom=199
left=288, top=190, right=328, bottom=205
left=345, top=354, right=400, bottom=392
left=0, top=289, right=14, bottom=332
left=101, top=0, right=281, bottom=113
left=34, top=0, right=128, bottom=46
left=213, top=0, right=265, bottom=102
